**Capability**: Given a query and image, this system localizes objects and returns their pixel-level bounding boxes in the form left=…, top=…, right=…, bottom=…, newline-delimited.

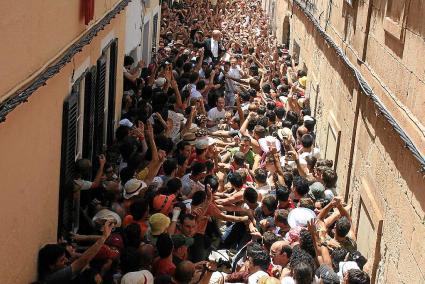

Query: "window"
left=325, top=112, right=341, bottom=170
left=142, top=21, right=150, bottom=63
left=355, top=178, right=384, bottom=283
left=383, top=0, right=408, bottom=41
left=58, top=78, right=84, bottom=237
left=292, top=40, right=300, bottom=62
left=107, top=40, right=118, bottom=146
left=152, top=13, right=159, bottom=61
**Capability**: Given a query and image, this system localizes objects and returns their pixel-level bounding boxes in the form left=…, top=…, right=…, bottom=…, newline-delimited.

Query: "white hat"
left=287, top=207, right=316, bottom=228
left=119, top=118, right=133, bottom=128
left=121, top=270, right=154, bottom=284
left=337, top=261, right=360, bottom=279
left=154, top=77, right=166, bottom=88
left=258, top=136, right=281, bottom=153
left=123, top=178, right=147, bottom=199
left=303, top=115, right=314, bottom=122
left=277, top=127, right=292, bottom=141
left=92, top=209, right=122, bottom=228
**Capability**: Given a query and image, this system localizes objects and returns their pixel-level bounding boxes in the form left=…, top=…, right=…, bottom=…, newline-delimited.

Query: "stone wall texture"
left=267, top=0, right=425, bottom=283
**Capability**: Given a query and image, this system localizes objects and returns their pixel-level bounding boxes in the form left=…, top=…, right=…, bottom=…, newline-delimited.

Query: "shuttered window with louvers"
left=82, top=67, right=96, bottom=166
left=93, top=56, right=107, bottom=166
left=107, top=40, right=118, bottom=146
left=58, top=90, right=79, bottom=238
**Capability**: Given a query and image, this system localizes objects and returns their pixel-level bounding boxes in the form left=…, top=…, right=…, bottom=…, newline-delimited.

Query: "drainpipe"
left=361, top=0, right=374, bottom=62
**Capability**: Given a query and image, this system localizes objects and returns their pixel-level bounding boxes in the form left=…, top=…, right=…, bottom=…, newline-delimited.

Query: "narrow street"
left=0, top=0, right=424, bottom=283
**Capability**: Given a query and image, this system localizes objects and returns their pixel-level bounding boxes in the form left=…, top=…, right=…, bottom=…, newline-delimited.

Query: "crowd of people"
left=37, top=0, right=372, bottom=283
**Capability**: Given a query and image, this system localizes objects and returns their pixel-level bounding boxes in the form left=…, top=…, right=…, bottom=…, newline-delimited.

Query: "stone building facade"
left=265, top=0, right=425, bottom=283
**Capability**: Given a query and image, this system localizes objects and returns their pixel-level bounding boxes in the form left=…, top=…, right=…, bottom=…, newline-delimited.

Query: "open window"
left=58, top=76, right=85, bottom=238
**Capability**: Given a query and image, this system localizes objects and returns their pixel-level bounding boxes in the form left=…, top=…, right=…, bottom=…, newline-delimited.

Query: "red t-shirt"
left=153, top=257, right=176, bottom=277
left=123, top=215, right=148, bottom=239
left=192, top=202, right=222, bottom=234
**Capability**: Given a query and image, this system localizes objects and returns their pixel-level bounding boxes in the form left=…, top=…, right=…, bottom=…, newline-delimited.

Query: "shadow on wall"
left=360, top=96, right=425, bottom=218
left=293, top=3, right=425, bottom=216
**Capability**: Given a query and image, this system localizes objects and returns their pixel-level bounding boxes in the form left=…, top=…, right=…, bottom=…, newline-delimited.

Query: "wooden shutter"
left=107, top=40, right=118, bottom=146
left=58, top=91, right=79, bottom=238
left=93, top=56, right=107, bottom=165
left=82, top=67, right=96, bottom=164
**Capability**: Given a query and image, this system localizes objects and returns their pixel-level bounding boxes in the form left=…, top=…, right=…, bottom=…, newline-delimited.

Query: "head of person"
left=270, top=241, right=292, bottom=267
left=274, top=209, right=290, bottom=233
left=177, top=141, right=192, bottom=158
left=334, top=216, right=351, bottom=238
left=276, top=186, right=290, bottom=205
left=253, top=125, right=266, bottom=140
left=331, top=247, right=349, bottom=270
left=75, top=158, right=92, bottom=179
left=292, top=262, right=314, bottom=284
left=239, top=136, right=251, bottom=153
left=230, top=57, right=238, bottom=68
left=149, top=213, right=171, bottom=236
left=264, top=153, right=277, bottom=172
left=262, top=231, right=282, bottom=252
left=261, top=195, right=278, bottom=216
left=322, top=168, right=338, bottom=188
left=180, top=214, right=197, bottom=237
left=204, top=174, right=219, bottom=192
left=216, top=96, right=225, bottom=111
left=191, top=190, right=207, bottom=207
left=163, top=158, right=178, bottom=177
left=129, top=199, right=149, bottom=221
left=172, top=235, right=193, bottom=261
left=212, top=30, right=222, bottom=41
left=292, top=176, right=310, bottom=200
left=232, top=151, right=246, bottom=169
left=38, top=244, right=67, bottom=280
left=156, top=233, right=174, bottom=259
left=254, top=168, right=268, bottom=185
left=166, top=178, right=182, bottom=196
left=174, top=261, right=195, bottom=284
left=247, top=248, right=271, bottom=274
left=344, top=269, right=370, bottom=284
left=191, top=162, right=206, bottom=181
left=244, top=187, right=259, bottom=208
left=301, top=134, right=314, bottom=149
left=124, top=55, right=134, bottom=70
left=228, top=171, right=244, bottom=190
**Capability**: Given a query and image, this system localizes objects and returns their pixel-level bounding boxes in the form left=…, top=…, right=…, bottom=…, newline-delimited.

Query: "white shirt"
left=190, top=84, right=202, bottom=100
left=181, top=174, right=204, bottom=196
left=168, top=110, right=184, bottom=142
left=211, top=38, right=219, bottom=57
left=248, top=271, right=269, bottom=284
left=225, top=67, right=241, bottom=94
left=208, top=107, right=226, bottom=123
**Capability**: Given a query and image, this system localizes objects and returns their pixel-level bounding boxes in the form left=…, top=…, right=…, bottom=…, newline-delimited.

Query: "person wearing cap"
left=172, top=234, right=195, bottom=264
left=121, top=270, right=154, bottom=284
left=146, top=213, right=171, bottom=246
left=123, top=178, right=147, bottom=200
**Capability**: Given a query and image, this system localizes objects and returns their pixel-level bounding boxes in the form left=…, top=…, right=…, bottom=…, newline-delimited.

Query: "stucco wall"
left=0, top=0, right=123, bottom=100
left=271, top=0, right=425, bottom=283
left=0, top=11, right=126, bottom=284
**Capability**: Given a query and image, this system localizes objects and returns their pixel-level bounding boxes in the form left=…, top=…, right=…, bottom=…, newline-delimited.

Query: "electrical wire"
left=291, top=0, right=425, bottom=172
